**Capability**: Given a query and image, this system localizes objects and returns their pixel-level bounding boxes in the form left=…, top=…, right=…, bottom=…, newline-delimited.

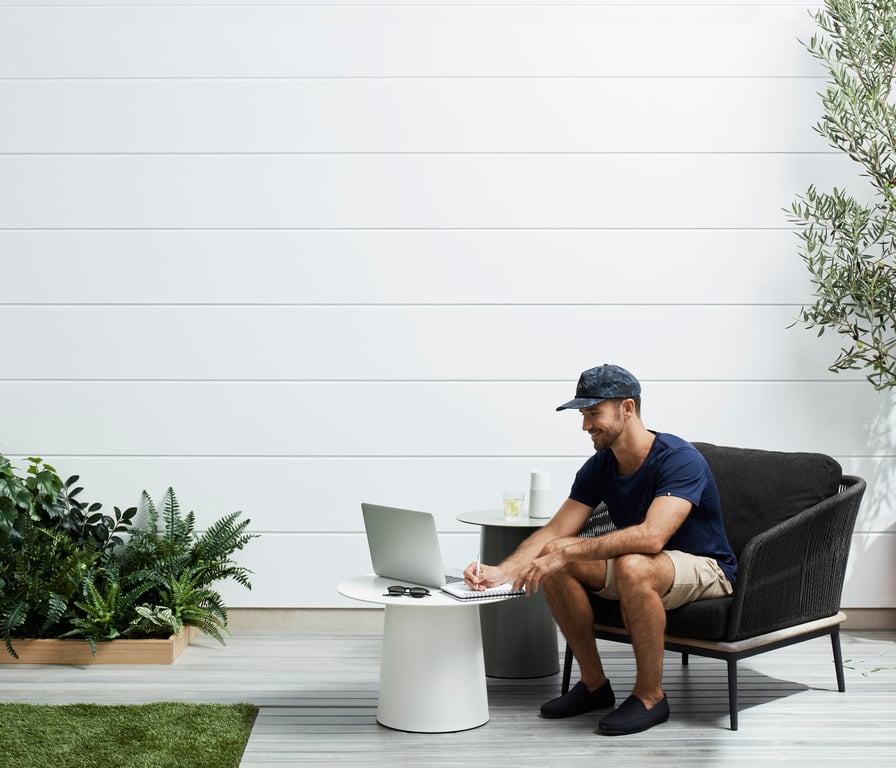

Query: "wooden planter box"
left=0, top=626, right=199, bottom=665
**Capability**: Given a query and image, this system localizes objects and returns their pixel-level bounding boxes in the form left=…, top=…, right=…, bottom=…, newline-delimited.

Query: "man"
left=464, top=364, right=737, bottom=735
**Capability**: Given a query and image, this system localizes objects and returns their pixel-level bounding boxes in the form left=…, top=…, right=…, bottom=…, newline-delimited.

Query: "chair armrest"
left=726, top=475, right=865, bottom=641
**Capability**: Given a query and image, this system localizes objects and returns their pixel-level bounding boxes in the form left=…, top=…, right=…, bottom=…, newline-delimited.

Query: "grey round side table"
left=456, top=510, right=559, bottom=678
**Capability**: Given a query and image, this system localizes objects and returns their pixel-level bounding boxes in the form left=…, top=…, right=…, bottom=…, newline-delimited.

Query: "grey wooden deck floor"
left=2, top=628, right=895, bottom=767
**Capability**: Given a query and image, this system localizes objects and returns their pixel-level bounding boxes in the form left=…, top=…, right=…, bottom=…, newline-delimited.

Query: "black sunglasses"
left=383, top=585, right=431, bottom=598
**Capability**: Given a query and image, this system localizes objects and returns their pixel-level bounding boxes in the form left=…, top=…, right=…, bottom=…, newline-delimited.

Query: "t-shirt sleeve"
left=569, top=455, right=602, bottom=508
left=655, top=446, right=708, bottom=506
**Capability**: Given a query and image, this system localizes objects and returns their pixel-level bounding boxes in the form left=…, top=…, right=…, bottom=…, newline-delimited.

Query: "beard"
left=589, top=423, right=623, bottom=451
left=589, top=433, right=611, bottom=451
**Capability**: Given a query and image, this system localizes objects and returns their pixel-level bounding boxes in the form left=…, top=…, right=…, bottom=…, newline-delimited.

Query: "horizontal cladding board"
left=0, top=230, right=814, bottom=305
left=0, top=305, right=848, bottom=381
left=0, top=5, right=818, bottom=78
left=0, top=381, right=886, bottom=457
left=0, top=78, right=827, bottom=154
left=0, top=456, right=584, bottom=533
left=0, top=1, right=788, bottom=5
left=0, top=154, right=863, bottom=229
left=218, top=530, right=893, bottom=609
left=4, top=454, right=885, bottom=535
left=217, top=531, right=482, bottom=609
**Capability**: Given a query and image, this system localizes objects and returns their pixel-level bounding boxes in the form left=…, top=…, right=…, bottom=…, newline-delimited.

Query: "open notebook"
left=440, top=581, right=525, bottom=601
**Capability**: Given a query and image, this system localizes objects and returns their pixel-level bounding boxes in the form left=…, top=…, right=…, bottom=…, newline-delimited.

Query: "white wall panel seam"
left=0, top=302, right=808, bottom=307
left=0, top=75, right=829, bottom=80
left=0, top=151, right=838, bottom=156
left=0, top=226, right=809, bottom=230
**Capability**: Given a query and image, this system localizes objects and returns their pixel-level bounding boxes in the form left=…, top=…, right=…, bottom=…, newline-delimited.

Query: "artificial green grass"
left=0, top=702, right=258, bottom=768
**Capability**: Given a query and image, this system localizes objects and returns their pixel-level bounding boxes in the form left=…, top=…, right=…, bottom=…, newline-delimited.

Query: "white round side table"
left=337, top=574, right=509, bottom=733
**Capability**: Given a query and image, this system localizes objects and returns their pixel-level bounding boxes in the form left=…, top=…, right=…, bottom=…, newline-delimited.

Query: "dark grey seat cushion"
left=588, top=593, right=732, bottom=640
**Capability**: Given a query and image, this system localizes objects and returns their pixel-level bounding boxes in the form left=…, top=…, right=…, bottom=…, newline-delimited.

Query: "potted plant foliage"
left=788, top=0, right=896, bottom=389
left=0, top=453, right=256, bottom=661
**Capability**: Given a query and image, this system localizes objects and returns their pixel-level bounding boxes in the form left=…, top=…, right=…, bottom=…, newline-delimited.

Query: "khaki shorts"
left=595, top=550, right=733, bottom=610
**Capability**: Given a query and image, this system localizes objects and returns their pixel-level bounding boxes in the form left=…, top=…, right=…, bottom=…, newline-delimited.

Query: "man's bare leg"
left=542, top=565, right=609, bottom=691
left=613, top=552, right=674, bottom=707
left=595, top=553, right=674, bottom=736
left=537, top=554, right=617, bottom=719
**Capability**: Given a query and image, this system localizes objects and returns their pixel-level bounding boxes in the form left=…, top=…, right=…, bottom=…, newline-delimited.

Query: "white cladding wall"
left=0, top=1, right=893, bottom=609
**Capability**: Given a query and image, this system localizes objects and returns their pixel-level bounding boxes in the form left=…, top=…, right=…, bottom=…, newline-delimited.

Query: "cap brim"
left=556, top=397, right=606, bottom=412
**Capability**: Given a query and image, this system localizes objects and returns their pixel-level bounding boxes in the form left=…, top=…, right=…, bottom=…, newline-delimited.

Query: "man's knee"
left=613, top=553, right=666, bottom=594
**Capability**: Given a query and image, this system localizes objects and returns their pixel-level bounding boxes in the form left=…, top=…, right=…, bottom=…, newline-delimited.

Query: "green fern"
left=141, top=488, right=195, bottom=549
left=157, top=565, right=230, bottom=644
left=117, top=488, right=256, bottom=642
left=42, top=592, right=69, bottom=635
left=60, top=570, right=124, bottom=647
left=191, top=511, right=256, bottom=590
left=1, top=601, right=29, bottom=659
left=5, top=527, right=94, bottom=638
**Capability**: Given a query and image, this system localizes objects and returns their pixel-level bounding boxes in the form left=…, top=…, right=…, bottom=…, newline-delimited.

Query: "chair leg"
left=831, top=631, right=846, bottom=692
left=561, top=643, right=574, bottom=695
left=727, top=659, right=739, bottom=731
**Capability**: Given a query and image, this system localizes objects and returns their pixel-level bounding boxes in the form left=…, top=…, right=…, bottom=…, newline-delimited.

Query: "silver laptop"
left=361, top=502, right=465, bottom=588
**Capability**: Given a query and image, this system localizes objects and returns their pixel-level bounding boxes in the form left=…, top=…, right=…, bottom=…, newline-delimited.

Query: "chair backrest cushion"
left=692, top=442, right=843, bottom=557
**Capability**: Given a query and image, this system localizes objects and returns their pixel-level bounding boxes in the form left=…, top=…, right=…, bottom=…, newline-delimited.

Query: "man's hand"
left=463, top=561, right=508, bottom=591
left=512, top=549, right=567, bottom=595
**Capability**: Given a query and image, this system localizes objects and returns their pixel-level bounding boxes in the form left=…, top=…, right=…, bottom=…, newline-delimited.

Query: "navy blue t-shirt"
left=569, top=432, right=737, bottom=585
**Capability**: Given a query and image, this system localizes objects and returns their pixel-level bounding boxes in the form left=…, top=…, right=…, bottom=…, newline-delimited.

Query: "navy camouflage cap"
left=556, top=364, right=641, bottom=411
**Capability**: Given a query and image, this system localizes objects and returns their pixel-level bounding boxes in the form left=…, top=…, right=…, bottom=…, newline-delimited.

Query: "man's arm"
left=515, top=494, right=692, bottom=592
left=463, top=498, right=593, bottom=589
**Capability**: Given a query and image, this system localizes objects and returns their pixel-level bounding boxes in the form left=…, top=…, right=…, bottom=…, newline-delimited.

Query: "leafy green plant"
left=0, top=526, right=98, bottom=657
left=0, top=454, right=31, bottom=532
left=0, top=453, right=256, bottom=658
left=788, top=0, right=896, bottom=390
left=116, top=488, right=256, bottom=644
left=1, top=456, right=134, bottom=552
left=153, top=565, right=231, bottom=643
left=60, top=569, right=123, bottom=653
left=124, top=605, right=183, bottom=639
left=1, top=455, right=139, bottom=656
left=1, top=456, right=63, bottom=545
left=48, top=474, right=137, bottom=552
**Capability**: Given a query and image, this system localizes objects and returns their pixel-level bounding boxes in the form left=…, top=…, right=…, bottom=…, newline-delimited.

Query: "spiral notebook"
left=440, top=581, right=525, bottom=601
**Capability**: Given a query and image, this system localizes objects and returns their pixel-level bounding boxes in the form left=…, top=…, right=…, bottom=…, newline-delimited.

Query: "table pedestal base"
left=479, top=524, right=559, bottom=678
left=378, top=604, right=489, bottom=732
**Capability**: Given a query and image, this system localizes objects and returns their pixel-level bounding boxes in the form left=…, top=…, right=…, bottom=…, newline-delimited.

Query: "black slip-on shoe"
left=540, top=680, right=616, bottom=719
left=597, top=694, right=670, bottom=736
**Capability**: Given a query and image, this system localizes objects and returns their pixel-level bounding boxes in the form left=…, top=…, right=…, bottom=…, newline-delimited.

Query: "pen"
left=476, top=554, right=481, bottom=579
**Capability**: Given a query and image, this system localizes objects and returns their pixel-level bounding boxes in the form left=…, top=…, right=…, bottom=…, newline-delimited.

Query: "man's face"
left=579, top=400, right=626, bottom=451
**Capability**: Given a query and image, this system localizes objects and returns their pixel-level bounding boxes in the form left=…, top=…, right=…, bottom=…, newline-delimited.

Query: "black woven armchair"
left=560, top=442, right=867, bottom=730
